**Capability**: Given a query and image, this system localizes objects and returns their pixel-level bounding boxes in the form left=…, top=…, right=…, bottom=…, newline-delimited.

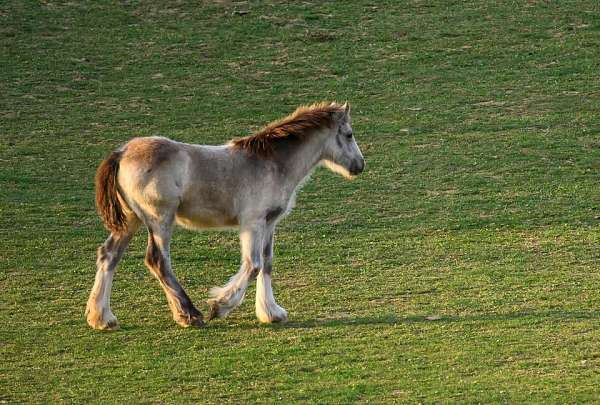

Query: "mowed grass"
left=1, top=0, right=600, bottom=402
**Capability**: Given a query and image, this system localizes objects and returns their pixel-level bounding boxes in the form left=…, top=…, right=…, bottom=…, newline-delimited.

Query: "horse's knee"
left=249, top=266, right=261, bottom=280
left=246, top=256, right=262, bottom=279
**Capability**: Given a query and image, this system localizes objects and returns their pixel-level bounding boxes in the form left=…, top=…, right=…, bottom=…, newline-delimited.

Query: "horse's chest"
left=267, top=193, right=296, bottom=223
left=266, top=206, right=284, bottom=222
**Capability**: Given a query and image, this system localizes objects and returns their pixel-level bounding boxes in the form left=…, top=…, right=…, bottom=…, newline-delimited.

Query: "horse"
left=85, top=101, right=364, bottom=330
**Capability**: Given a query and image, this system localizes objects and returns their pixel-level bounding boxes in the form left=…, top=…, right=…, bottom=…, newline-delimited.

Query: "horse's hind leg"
left=86, top=217, right=140, bottom=330
left=144, top=216, right=205, bottom=328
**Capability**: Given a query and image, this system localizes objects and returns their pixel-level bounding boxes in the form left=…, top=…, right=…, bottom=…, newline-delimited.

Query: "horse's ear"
left=334, top=102, right=350, bottom=122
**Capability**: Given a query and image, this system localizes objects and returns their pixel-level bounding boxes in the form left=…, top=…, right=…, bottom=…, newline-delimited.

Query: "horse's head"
left=321, top=103, right=365, bottom=179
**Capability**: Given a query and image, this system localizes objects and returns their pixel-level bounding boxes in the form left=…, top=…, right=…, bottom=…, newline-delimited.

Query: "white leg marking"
left=207, top=270, right=251, bottom=318
left=256, top=271, right=287, bottom=323
left=208, top=224, right=265, bottom=319
left=86, top=262, right=118, bottom=330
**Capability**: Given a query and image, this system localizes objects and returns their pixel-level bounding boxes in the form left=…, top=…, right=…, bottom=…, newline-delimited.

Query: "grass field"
left=2, top=0, right=600, bottom=402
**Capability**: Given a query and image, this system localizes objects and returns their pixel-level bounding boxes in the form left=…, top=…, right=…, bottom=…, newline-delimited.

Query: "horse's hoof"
left=257, top=306, right=288, bottom=324
left=87, top=316, right=119, bottom=331
left=188, top=319, right=207, bottom=329
left=105, top=318, right=120, bottom=329
left=270, top=314, right=288, bottom=323
left=206, top=301, right=220, bottom=321
left=260, top=315, right=287, bottom=324
left=86, top=306, right=120, bottom=330
left=188, top=316, right=206, bottom=328
left=175, top=313, right=206, bottom=328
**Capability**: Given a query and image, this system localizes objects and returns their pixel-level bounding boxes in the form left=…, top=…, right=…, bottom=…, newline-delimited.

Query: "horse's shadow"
left=112, top=310, right=600, bottom=332
left=206, top=310, right=600, bottom=331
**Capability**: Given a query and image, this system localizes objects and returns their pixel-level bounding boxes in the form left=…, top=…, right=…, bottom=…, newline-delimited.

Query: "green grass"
left=2, top=0, right=600, bottom=402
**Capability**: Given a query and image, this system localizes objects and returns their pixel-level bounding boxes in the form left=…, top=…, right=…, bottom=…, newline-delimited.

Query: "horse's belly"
left=175, top=209, right=239, bottom=230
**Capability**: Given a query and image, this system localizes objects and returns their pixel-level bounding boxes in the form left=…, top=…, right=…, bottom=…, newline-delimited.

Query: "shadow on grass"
left=204, top=310, right=600, bottom=331
left=96, top=310, right=600, bottom=333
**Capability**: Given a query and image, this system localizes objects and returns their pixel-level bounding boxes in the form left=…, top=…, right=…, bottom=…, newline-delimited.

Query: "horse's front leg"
left=207, top=221, right=266, bottom=320
left=256, top=230, right=288, bottom=323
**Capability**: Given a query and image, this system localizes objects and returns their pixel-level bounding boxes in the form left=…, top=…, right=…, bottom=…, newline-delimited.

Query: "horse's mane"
left=231, top=102, right=344, bottom=157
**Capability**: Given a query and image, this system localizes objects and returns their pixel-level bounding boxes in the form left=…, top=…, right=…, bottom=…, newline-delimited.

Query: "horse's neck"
left=276, top=132, right=326, bottom=189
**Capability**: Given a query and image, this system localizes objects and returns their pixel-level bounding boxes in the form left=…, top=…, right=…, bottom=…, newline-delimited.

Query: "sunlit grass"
left=1, top=1, right=599, bottom=402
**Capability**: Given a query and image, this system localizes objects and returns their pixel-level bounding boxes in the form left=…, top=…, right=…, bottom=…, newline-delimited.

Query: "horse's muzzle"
left=349, top=158, right=365, bottom=175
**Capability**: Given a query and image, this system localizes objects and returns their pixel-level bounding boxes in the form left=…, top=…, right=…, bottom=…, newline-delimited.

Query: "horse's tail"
left=95, top=150, right=128, bottom=234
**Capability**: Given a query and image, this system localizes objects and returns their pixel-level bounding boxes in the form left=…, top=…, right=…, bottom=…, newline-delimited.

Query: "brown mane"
left=231, top=102, right=344, bottom=157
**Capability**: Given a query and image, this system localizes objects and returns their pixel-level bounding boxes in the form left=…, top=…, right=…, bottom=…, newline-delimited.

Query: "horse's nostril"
left=350, top=159, right=364, bottom=175
left=355, top=159, right=365, bottom=174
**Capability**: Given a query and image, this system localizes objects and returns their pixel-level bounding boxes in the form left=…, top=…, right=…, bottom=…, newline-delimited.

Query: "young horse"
left=86, top=102, right=364, bottom=330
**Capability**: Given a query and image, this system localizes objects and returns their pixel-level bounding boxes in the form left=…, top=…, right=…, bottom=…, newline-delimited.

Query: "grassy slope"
left=1, top=0, right=599, bottom=402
